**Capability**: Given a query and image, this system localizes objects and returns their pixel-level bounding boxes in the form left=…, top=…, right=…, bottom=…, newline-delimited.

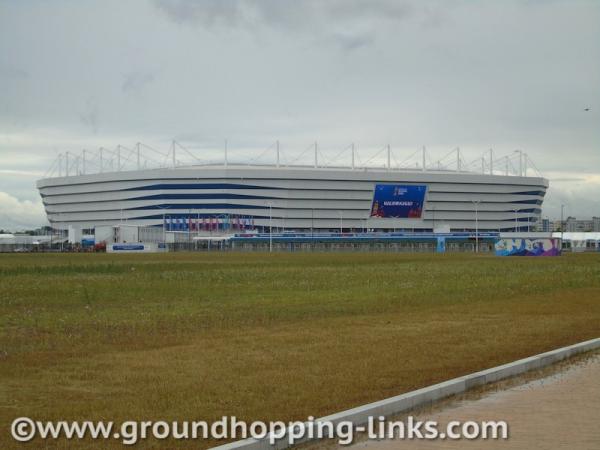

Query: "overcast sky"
left=1, top=0, right=599, bottom=230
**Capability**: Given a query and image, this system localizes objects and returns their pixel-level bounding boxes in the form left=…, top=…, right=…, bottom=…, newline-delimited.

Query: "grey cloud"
left=79, top=98, right=99, bottom=134
left=0, top=0, right=599, bottom=228
left=153, top=0, right=415, bottom=52
left=153, top=0, right=415, bottom=32
left=544, top=179, right=600, bottom=220
left=328, top=32, right=376, bottom=52
left=327, top=0, right=413, bottom=22
left=0, top=191, right=46, bottom=231
left=550, top=177, right=587, bottom=183
left=0, top=63, right=28, bottom=80
left=122, top=71, right=156, bottom=93
left=154, top=0, right=257, bottom=28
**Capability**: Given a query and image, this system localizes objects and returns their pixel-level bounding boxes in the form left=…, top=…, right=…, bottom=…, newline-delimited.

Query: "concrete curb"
left=212, top=337, right=600, bottom=450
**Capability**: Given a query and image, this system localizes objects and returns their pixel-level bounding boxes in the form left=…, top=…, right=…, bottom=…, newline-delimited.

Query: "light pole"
left=156, top=205, right=170, bottom=245
left=56, top=212, right=63, bottom=252
left=514, top=209, right=519, bottom=233
left=188, top=209, right=192, bottom=248
left=338, top=211, right=343, bottom=234
left=269, top=202, right=273, bottom=252
left=561, top=204, right=565, bottom=249
left=472, top=200, right=480, bottom=253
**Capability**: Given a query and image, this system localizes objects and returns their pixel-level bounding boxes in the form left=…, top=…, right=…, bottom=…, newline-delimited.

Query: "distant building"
left=558, top=217, right=600, bottom=232
left=537, top=217, right=553, bottom=232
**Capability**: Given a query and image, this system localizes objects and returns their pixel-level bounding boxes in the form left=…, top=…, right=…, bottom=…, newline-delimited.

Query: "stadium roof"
left=43, top=143, right=543, bottom=180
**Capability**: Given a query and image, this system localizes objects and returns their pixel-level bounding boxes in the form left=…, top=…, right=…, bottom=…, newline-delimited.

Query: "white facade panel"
left=37, top=164, right=548, bottom=232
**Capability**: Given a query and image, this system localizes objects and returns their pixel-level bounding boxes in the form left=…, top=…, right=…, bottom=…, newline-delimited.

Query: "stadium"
left=36, top=145, right=547, bottom=236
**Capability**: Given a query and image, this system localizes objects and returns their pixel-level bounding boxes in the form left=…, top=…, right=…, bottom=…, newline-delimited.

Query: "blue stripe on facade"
left=126, top=203, right=271, bottom=210
left=513, top=190, right=546, bottom=196
left=514, top=199, right=543, bottom=204
left=502, top=208, right=541, bottom=213
left=122, top=202, right=542, bottom=214
left=128, top=193, right=271, bottom=201
left=123, top=183, right=277, bottom=191
left=127, top=194, right=544, bottom=203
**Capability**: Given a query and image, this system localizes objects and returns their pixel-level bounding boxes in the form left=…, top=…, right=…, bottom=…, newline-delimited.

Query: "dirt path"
left=348, top=354, right=600, bottom=450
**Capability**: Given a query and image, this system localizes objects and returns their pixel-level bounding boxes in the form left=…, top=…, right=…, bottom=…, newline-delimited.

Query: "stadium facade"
left=37, top=163, right=548, bottom=233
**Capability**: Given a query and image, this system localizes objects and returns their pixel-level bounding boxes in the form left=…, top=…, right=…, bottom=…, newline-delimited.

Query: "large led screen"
left=369, top=184, right=427, bottom=218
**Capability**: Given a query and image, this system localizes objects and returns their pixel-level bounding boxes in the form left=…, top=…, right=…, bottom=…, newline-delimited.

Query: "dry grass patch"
left=0, top=252, right=599, bottom=448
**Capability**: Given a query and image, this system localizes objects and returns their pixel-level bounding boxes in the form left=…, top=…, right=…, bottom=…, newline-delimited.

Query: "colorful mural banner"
left=494, top=238, right=561, bottom=256
left=370, top=184, right=427, bottom=218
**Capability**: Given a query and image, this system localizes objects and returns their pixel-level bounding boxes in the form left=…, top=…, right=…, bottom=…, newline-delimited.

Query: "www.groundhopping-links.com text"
left=11, top=415, right=509, bottom=445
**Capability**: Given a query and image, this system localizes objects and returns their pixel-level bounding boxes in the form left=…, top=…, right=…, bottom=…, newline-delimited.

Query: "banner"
left=495, top=238, right=561, bottom=256
left=370, top=184, right=427, bottom=218
left=436, top=237, right=446, bottom=253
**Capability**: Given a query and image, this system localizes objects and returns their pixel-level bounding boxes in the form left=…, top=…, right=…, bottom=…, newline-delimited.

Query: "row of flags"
left=163, top=215, right=255, bottom=232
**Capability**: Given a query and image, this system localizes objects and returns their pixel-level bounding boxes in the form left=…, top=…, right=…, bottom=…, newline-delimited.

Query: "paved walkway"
left=349, top=354, right=600, bottom=450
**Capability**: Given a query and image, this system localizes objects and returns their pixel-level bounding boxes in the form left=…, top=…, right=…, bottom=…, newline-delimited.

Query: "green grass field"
left=1, top=252, right=599, bottom=448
